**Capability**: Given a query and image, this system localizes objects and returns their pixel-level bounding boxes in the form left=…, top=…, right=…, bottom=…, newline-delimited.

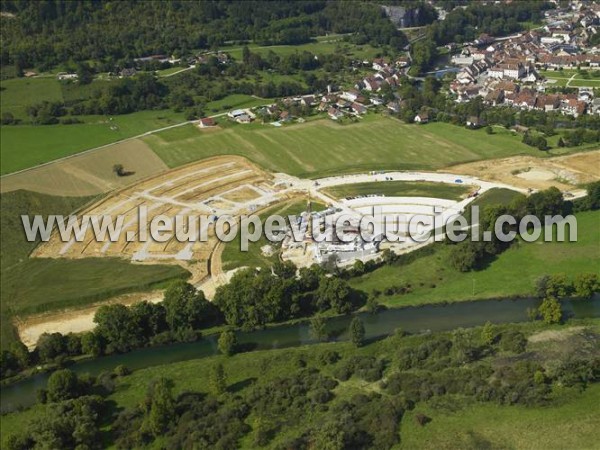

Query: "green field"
left=0, top=78, right=64, bottom=119
left=0, top=93, right=273, bottom=174
left=539, top=69, right=600, bottom=88
left=0, top=190, right=189, bottom=349
left=223, top=35, right=381, bottom=61
left=0, top=109, right=186, bottom=174
left=350, top=210, right=600, bottom=307
left=323, top=181, right=471, bottom=201
left=146, top=115, right=546, bottom=178
left=401, top=384, right=600, bottom=450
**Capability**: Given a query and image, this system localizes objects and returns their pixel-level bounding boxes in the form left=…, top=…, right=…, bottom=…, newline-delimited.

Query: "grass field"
left=350, top=209, right=600, bottom=307
left=0, top=78, right=64, bottom=119
left=463, top=188, right=524, bottom=221
left=145, top=115, right=545, bottom=178
left=323, top=181, right=471, bottom=201
left=223, top=35, right=381, bottom=61
left=401, top=384, right=600, bottom=450
left=0, top=190, right=189, bottom=349
left=539, top=69, right=600, bottom=88
left=0, top=94, right=271, bottom=175
left=0, top=109, right=186, bottom=174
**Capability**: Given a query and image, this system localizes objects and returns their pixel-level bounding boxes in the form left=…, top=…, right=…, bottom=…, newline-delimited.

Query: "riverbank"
left=2, top=316, right=599, bottom=449
left=2, top=296, right=599, bottom=414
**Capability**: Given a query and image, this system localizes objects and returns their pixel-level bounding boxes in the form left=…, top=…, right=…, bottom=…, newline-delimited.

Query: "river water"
left=2, top=296, right=598, bottom=413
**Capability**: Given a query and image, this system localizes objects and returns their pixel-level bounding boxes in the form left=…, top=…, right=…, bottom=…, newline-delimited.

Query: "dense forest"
left=409, top=1, right=554, bottom=74
left=0, top=0, right=416, bottom=72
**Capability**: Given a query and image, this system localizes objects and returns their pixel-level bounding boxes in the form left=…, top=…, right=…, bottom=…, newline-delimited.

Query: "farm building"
left=198, top=117, right=216, bottom=128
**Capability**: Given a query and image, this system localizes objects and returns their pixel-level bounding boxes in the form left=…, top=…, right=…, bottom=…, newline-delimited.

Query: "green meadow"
left=323, top=180, right=471, bottom=201
left=401, top=383, right=600, bottom=450
left=223, top=35, right=381, bottom=61
left=0, top=85, right=272, bottom=174
left=350, top=210, right=600, bottom=307
left=539, top=69, right=600, bottom=88
left=0, top=190, right=189, bottom=349
left=146, top=115, right=545, bottom=178
left=0, top=109, right=185, bottom=174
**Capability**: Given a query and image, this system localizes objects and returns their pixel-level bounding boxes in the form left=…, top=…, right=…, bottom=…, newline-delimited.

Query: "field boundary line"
left=1, top=104, right=271, bottom=180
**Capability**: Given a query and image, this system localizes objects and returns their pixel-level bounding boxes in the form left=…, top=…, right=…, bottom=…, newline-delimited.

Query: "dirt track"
left=446, top=150, right=600, bottom=193
left=16, top=291, right=163, bottom=349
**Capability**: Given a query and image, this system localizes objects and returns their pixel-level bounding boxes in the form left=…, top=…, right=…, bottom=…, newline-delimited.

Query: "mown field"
left=0, top=91, right=270, bottom=174
left=0, top=109, right=185, bottom=175
left=145, top=115, right=545, bottom=178
left=0, top=190, right=189, bottom=349
left=323, top=180, right=471, bottom=201
left=401, top=383, right=600, bottom=449
left=350, top=209, right=600, bottom=307
left=539, top=69, right=600, bottom=88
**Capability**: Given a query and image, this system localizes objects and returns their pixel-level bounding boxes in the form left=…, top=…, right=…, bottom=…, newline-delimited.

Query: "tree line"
left=1, top=0, right=409, bottom=73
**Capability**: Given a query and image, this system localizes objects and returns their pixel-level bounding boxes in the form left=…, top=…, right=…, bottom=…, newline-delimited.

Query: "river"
left=2, top=296, right=598, bottom=413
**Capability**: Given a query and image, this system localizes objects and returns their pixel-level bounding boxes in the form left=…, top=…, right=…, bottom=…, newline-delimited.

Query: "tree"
left=163, top=280, right=219, bottom=331
left=352, top=259, right=365, bottom=276
left=500, top=330, right=527, bottom=353
left=451, top=328, right=477, bottom=363
left=573, top=273, right=598, bottom=298
left=214, top=269, right=289, bottom=329
left=272, top=260, right=296, bottom=279
left=210, top=363, right=227, bottom=395
left=537, top=136, right=548, bottom=151
left=1, top=350, right=21, bottom=379
left=76, top=63, right=94, bottom=85
left=94, top=304, right=143, bottom=353
left=9, top=342, right=30, bottom=369
left=218, top=329, right=238, bottom=356
left=585, top=181, right=600, bottom=210
left=143, top=378, right=175, bottom=437
left=316, top=277, right=353, bottom=314
left=538, top=296, right=562, bottom=324
left=480, top=321, right=496, bottom=346
left=309, top=315, right=329, bottom=342
left=365, top=296, right=381, bottom=314
left=545, top=273, right=572, bottom=298
left=81, top=332, right=104, bottom=357
left=36, top=332, right=66, bottom=362
left=349, top=317, right=365, bottom=347
left=450, top=242, right=480, bottom=272
left=46, top=369, right=79, bottom=402
left=1, top=112, right=16, bottom=125
left=112, top=164, right=125, bottom=176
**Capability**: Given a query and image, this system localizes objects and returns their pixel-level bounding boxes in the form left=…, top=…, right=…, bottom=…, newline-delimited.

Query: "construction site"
left=33, top=156, right=292, bottom=282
